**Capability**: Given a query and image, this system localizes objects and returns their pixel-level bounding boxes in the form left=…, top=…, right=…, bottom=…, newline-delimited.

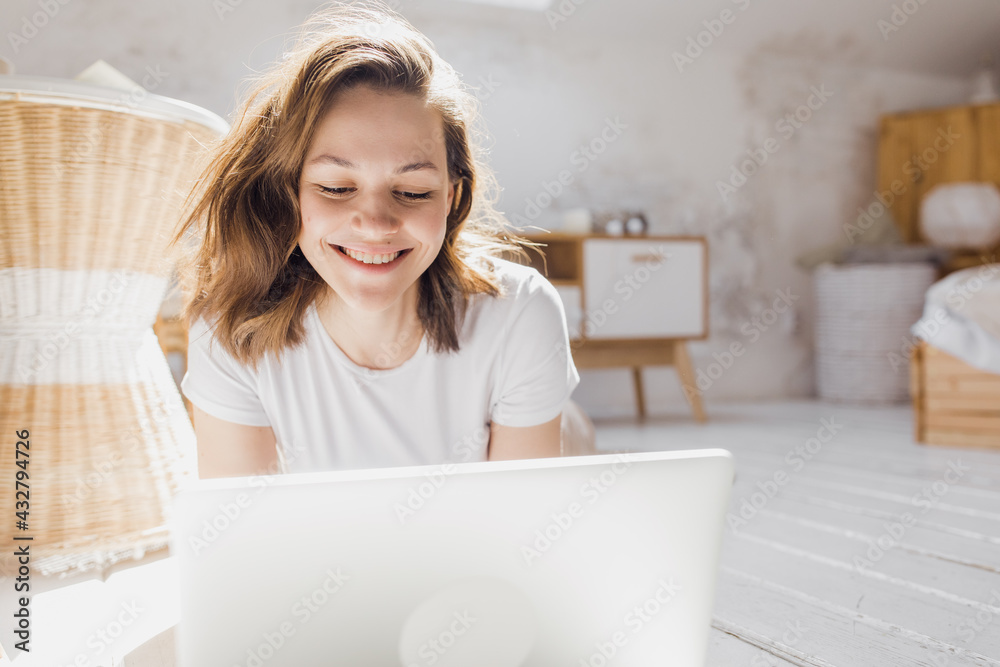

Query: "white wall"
left=0, top=0, right=976, bottom=416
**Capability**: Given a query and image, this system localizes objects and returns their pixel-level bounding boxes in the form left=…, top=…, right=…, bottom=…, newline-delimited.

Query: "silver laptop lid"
left=170, top=448, right=734, bottom=666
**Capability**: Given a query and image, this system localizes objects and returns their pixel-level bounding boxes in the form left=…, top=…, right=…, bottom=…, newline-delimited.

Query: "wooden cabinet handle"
left=631, top=253, right=668, bottom=263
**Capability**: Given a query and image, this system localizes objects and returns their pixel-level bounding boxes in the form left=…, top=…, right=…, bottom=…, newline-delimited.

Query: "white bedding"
left=912, top=263, right=1000, bottom=374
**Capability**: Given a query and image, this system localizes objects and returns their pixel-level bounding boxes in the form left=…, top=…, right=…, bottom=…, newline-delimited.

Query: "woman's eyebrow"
left=306, top=154, right=439, bottom=174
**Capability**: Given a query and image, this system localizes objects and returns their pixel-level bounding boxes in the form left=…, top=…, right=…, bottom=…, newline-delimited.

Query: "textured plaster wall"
left=419, top=21, right=972, bottom=416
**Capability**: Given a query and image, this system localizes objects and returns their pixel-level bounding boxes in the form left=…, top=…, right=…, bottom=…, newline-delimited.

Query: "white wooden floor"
left=6, top=401, right=998, bottom=666
left=594, top=401, right=1000, bottom=666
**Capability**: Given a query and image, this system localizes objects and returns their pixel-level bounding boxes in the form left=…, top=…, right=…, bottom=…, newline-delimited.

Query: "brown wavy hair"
left=168, top=0, right=534, bottom=371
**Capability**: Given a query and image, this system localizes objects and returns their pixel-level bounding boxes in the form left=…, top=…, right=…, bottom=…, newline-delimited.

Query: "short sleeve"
left=179, top=317, right=271, bottom=427
left=490, top=272, right=581, bottom=427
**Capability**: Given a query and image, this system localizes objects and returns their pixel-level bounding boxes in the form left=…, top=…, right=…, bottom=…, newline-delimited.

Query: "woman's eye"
left=318, top=186, right=354, bottom=196
left=316, top=186, right=431, bottom=200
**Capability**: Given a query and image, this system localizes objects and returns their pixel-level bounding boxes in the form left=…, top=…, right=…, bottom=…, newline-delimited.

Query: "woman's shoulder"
left=467, top=255, right=565, bottom=329
left=479, top=254, right=553, bottom=299
left=185, top=312, right=248, bottom=369
left=185, top=309, right=292, bottom=374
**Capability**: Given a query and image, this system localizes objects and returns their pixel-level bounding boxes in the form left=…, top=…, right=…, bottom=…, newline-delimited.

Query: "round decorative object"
left=605, top=218, right=624, bottom=236
left=625, top=215, right=647, bottom=235
left=919, top=182, right=1000, bottom=249
left=0, top=75, right=228, bottom=576
left=814, top=262, right=937, bottom=403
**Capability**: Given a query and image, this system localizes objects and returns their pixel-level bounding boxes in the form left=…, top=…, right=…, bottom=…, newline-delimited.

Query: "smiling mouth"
left=333, top=245, right=411, bottom=265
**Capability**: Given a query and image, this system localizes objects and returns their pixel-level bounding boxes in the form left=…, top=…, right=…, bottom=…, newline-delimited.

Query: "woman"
left=170, top=2, right=593, bottom=478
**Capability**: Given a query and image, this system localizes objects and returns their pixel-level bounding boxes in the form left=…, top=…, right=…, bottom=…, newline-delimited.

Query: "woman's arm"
left=192, top=405, right=280, bottom=478
left=487, top=414, right=562, bottom=461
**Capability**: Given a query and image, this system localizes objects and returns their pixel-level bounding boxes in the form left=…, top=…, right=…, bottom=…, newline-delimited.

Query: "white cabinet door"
left=583, top=239, right=705, bottom=339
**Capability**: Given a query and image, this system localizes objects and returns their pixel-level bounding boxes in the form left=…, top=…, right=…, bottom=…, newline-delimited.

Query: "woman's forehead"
left=317, top=85, right=439, bottom=130
left=306, top=86, right=447, bottom=165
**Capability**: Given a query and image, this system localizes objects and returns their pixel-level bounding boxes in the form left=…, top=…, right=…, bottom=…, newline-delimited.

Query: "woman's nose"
left=351, top=192, right=399, bottom=237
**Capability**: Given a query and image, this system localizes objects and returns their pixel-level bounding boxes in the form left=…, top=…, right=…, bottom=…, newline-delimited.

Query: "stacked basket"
left=0, top=76, right=227, bottom=575
left=814, top=262, right=937, bottom=403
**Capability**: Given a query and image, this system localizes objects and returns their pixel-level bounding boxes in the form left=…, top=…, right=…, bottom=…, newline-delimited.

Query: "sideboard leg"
left=632, top=366, right=646, bottom=421
left=674, top=340, right=707, bottom=423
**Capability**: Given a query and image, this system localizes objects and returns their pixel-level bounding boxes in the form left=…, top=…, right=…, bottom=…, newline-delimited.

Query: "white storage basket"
left=814, top=262, right=937, bottom=403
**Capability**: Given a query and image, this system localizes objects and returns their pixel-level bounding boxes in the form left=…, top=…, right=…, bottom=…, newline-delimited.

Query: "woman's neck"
left=315, top=287, right=425, bottom=370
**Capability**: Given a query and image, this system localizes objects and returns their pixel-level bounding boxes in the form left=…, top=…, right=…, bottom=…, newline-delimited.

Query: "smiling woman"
left=168, top=1, right=587, bottom=477
left=297, top=85, right=454, bottom=368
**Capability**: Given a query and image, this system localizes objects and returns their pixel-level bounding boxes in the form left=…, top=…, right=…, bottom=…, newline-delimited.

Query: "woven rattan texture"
left=0, top=99, right=216, bottom=274
left=0, top=96, right=220, bottom=576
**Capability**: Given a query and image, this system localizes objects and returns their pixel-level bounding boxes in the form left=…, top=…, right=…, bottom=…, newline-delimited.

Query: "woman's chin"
left=332, top=283, right=412, bottom=313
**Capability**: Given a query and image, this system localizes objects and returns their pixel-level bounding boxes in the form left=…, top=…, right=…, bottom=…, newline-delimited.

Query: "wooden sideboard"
left=507, top=233, right=709, bottom=422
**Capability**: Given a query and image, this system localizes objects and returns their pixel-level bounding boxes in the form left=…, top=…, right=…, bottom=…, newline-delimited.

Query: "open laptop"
left=169, top=448, right=734, bottom=666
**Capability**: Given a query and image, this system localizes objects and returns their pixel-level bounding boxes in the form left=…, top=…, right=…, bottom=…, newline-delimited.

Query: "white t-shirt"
left=180, top=257, right=580, bottom=473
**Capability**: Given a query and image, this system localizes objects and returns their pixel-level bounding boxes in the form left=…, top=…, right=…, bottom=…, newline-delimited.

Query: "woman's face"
left=297, top=84, right=455, bottom=314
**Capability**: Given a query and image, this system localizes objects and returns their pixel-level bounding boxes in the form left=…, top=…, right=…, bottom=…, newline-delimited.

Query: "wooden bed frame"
left=910, top=341, right=1000, bottom=448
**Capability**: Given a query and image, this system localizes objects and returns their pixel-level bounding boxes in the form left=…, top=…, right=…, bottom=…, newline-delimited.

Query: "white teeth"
left=341, top=247, right=402, bottom=265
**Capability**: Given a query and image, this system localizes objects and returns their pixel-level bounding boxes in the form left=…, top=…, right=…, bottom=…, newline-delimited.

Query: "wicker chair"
left=0, top=75, right=227, bottom=576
